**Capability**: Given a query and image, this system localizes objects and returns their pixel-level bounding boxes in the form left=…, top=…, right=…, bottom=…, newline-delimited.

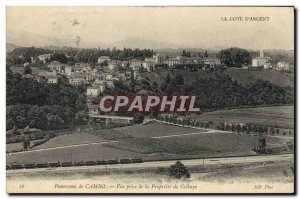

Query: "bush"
left=168, top=161, right=191, bottom=179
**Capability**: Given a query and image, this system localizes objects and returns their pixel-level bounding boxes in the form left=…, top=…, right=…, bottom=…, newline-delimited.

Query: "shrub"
left=168, top=161, right=191, bottom=179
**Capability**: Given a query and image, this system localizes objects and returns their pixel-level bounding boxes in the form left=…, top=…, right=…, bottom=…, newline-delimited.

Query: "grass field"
left=189, top=106, right=294, bottom=129
left=6, top=142, right=23, bottom=153
left=164, top=133, right=285, bottom=156
left=7, top=139, right=45, bottom=153
left=7, top=144, right=141, bottom=164
left=32, top=133, right=105, bottom=150
left=224, top=68, right=294, bottom=87
left=109, top=123, right=204, bottom=138
left=7, top=105, right=293, bottom=164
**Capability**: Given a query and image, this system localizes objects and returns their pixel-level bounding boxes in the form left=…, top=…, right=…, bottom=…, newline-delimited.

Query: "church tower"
left=260, top=50, right=264, bottom=58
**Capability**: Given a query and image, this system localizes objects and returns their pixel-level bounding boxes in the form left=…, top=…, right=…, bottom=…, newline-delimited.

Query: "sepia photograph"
left=5, top=6, right=295, bottom=194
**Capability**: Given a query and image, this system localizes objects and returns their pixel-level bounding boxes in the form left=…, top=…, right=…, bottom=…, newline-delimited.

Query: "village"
left=8, top=48, right=294, bottom=120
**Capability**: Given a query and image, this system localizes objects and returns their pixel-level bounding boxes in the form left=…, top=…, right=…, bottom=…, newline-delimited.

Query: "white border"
left=1, top=1, right=298, bottom=199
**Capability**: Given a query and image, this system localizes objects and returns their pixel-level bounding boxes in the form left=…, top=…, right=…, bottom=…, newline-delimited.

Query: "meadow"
left=190, top=106, right=294, bottom=129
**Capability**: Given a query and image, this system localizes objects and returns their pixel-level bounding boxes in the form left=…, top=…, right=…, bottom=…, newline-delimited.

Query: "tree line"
left=7, top=47, right=155, bottom=66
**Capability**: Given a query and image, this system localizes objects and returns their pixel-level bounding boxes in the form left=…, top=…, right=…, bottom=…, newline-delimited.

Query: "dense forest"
left=6, top=70, right=88, bottom=130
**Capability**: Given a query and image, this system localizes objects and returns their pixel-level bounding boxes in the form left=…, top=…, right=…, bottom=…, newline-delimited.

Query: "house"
left=130, top=59, right=142, bottom=69
left=251, top=50, right=271, bottom=68
left=22, top=74, right=34, bottom=79
left=98, top=56, right=110, bottom=64
left=108, top=60, right=121, bottom=70
left=30, top=67, right=40, bottom=75
left=85, top=73, right=94, bottom=82
left=92, top=79, right=106, bottom=92
left=48, top=61, right=65, bottom=73
left=10, top=66, right=24, bottom=74
left=105, top=74, right=114, bottom=81
left=133, top=68, right=140, bottom=80
left=145, top=57, right=156, bottom=63
left=105, top=80, right=115, bottom=88
left=203, top=57, right=221, bottom=67
left=23, top=62, right=30, bottom=67
left=65, top=66, right=73, bottom=76
left=74, top=67, right=83, bottom=74
left=121, top=61, right=130, bottom=67
left=277, top=61, right=291, bottom=71
left=82, top=66, right=92, bottom=73
left=153, top=54, right=164, bottom=63
left=91, top=69, right=98, bottom=76
left=142, top=61, right=155, bottom=72
left=166, top=58, right=181, bottom=68
left=38, top=70, right=57, bottom=77
left=38, top=54, right=52, bottom=64
left=47, top=75, right=58, bottom=84
left=88, top=104, right=99, bottom=115
left=86, top=87, right=100, bottom=96
left=68, top=74, right=86, bottom=85
left=117, top=73, right=127, bottom=81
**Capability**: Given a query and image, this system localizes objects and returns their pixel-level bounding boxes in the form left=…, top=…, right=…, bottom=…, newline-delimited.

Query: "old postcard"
left=6, top=6, right=295, bottom=194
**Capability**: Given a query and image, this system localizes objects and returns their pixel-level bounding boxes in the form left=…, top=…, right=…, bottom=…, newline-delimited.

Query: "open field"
left=6, top=105, right=294, bottom=164
left=7, top=144, right=141, bottom=164
left=224, top=68, right=294, bottom=87
left=32, top=133, right=105, bottom=150
left=164, top=133, right=286, bottom=156
left=189, top=106, right=294, bottom=129
left=7, top=139, right=45, bottom=153
left=6, top=142, right=23, bottom=153
left=109, top=123, right=204, bottom=138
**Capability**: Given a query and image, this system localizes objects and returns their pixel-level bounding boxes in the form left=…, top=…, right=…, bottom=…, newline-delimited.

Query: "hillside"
left=141, top=69, right=294, bottom=88
left=224, top=68, right=294, bottom=87
left=6, top=43, right=18, bottom=52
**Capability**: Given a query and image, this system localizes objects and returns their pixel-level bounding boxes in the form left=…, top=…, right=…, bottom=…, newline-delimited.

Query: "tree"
left=174, top=74, right=184, bottom=85
left=169, top=161, right=191, bottom=179
left=50, top=53, right=68, bottom=64
left=217, top=47, right=251, bottom=67
left=23, top=140, right=30, bottom=149
left=204, top=50, right=209, bottom=57
left=270, top=126, right=275, bottom=135
left=24, top=65, right=32, bottom=74
left=133, top=113, right=144, bottom=124
left=165, top=73, right=171, bottom=84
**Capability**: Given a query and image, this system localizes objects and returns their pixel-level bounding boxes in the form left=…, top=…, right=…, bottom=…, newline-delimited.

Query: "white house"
left=105, top=80, right=115, bottom=88
left=251, top=50, right=271, bottom=68
left=47, top=75, right=58, bottom=84
left=65, top=66, right=73, bottom=76
left=86, top=87, right=100, bottom=96
left=108, top=60, right=121, bottom=70
left=142, top=61, right=155, bottom=72
left=98, top=56, right=110, bottom=64
left=38, top=54, right=52, bottom=64
left=68, top=74, right=86, bottom=85
left=277, top=61, right=290, bottom=71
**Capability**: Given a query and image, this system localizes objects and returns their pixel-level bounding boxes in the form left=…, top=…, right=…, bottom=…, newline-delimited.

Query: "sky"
left=7, top=7, right=294, bottom=50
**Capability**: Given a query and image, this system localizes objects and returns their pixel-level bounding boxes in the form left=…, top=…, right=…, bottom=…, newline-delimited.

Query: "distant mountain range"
left=7, top=29, right=102, bottom=49
left=6, top=29, right=295, bottom=52
left=6, top=29, right=227, bottom=50
left=109, top=39, right=187, bottom=49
